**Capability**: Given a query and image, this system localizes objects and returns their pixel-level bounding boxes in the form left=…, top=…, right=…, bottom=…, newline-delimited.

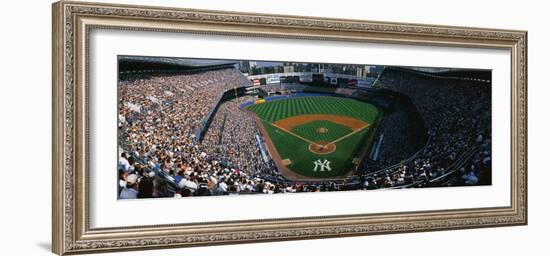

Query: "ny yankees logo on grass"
left=313, top=159, right=332, bottom=172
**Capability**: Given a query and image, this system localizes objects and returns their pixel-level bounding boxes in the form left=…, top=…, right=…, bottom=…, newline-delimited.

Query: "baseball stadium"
left=117, top=56, right=492, bottom=199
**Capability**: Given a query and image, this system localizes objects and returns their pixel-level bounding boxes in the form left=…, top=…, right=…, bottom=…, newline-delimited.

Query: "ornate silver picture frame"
left=52, top=1, right=527, bottom=255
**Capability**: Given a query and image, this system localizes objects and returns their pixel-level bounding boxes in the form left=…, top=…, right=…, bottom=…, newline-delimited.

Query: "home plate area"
left=308, top=141, right=337, bottom=154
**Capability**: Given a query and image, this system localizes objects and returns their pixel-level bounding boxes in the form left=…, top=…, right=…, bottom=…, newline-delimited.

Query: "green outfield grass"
left=246, top=96, right=379, bottom=123
left=246, top=96, right=380, bottom=179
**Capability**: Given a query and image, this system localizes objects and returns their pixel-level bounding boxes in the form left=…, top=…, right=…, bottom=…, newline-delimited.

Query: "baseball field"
left=245, top=96, right=381, bottom=179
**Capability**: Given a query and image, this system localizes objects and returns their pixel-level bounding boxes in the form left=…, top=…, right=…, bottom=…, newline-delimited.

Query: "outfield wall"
left=248, top=72, right=376, bottom=88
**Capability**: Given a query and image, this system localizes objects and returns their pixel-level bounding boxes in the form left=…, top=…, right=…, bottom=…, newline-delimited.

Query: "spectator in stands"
left=137, top=172, right=155, bottom=198
left=367, top=67, right=491, bottom=188
left=119, top=174, right=139, bottom=199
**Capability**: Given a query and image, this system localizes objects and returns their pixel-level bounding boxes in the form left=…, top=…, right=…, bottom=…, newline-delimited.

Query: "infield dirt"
left=273, top=114, right=368, bottom=131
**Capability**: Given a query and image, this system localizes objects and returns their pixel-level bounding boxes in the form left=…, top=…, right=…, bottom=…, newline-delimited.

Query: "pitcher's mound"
left=309, top=142, right=336, bottom=155
left=316, top=127, right=329, bottom=133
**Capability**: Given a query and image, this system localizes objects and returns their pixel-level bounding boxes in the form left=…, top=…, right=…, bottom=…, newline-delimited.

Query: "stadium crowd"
left=364, top=108, right=416, bottom=171
left=201, top=96, right=282, bottom=180
left=364, top=67, right=492, bottom=188
left=117, top=68, right=277, bottom=198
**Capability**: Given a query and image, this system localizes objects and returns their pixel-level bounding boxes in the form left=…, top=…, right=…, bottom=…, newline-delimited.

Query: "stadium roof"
left=119, top=56, right=237, bottom=72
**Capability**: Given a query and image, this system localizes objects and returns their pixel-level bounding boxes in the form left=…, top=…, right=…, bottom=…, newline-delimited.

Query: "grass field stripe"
left=331, top=98, right=345, bottom=114
left=348, top=101, right=363, bottom=118
left=340, top=99, right=361, bottom=119
left=305, top=97, right=314, bottom=114
left=270, top=101, right=279, bottom=121
left=322, top=98, right=333, bottom=114
left=338, top=98, right=361, bottom=117
left=279, top=100, right=286, bottom=120
left=261, top=105, right=269, bottom=120
left=266, top=102, right=273, bottom=121
left=332, top=100, right=343, bottom=115
left=328, top=123, right=370, bottom=145
left=309, top=97, right=318, bottom=114
left=308, top=97, right=317, bottom=114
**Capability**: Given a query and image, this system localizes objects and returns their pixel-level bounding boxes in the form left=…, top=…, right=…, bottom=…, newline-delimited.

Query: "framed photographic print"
left=52, top=1, right=527, bottom=255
